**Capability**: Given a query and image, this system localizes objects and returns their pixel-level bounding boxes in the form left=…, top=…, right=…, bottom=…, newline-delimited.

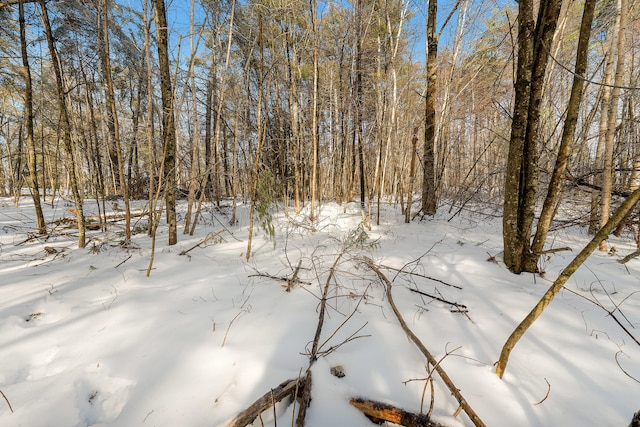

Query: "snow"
left=0, top=196, right=638, bottom=427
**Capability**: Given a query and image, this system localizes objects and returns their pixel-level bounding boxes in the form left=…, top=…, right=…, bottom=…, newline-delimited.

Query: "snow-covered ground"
left=0, top=196, right=638, bottom=426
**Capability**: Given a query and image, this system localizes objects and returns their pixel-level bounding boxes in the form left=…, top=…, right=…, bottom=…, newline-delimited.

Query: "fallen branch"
left=226, top=377, right=306, bottom=427
left=408, top=288, right=468, bottom=312
left=49, top=210, right=155, bottom=228
left=533, top=378, right=551, bottom=405
left=539, top=246, right=572, bottom=255
left=287, top=259, right=303, bottom=292
left=297, top=252, right=344, bottom=427
left=381, top=264, right=462, bottom=289
left=350, top=397, right=445, bottom=427
left=618, top=249, right=640, bottom=264
left=248, top=260, right=312, bottom=289
left=0, top=388, right=13, bottom=413
left=179, top=229, right=225, bottom=255
left=563, top=287, right=640, bottom=347
left=114, top=254, right=132, bottom=268
left=615, top=350, right=640, bottom=383
left=366, top=258, right=486, bottom=427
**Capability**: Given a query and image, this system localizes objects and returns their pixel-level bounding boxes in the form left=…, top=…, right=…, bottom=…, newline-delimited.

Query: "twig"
left=286, top=259, right=303, bottom=292
left=533, top=378, right=551, bottom=405
left=114, top=254, right=132, bottom=268
left=408, top=288, right=468, bottom=311
left=209, top=210, right=243, bottom=242
left=381, top=264, right=462, bottom=289
left=421, top=345, right=462, bottom=414
left=615, top=351, right=640, bottom=384
left=314, top=323, right=370, bottom=358
left=247, top=262, right=312, bottom=288
left=310, top=253, right=344, bottom=362
left=391, top=238, right=447, bottom=282
left=564, top=287, right=640, bottom=347
left=296, top=252, right=344, bottom=427
left=366, top=258, right=487, bottom=427
left=221, top=311, right=243, bottom=347
left=179, top=229, right=225, bottom=255
left=317, top=285, right=370, bottom=353
left=0, top=389, right=13, bottom=413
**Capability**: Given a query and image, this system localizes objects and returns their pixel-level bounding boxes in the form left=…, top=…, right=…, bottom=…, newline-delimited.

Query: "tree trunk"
left=19, top=0, right=46, bottom=235
left=309, top=0, right=319, bottom=222
left=143, top=0, right=156, bottom=236
left=497, top=184, right=640, bottom=378
left=183, top=0, right=199, bottom=234
left=246, top=12, right=265, bottom=260
left=100, top=0, right=131, bottom=240
left=38, top=0, right=86, bottom=248
left=406, top=129, right=418, bottom=223
left=152, top=0, right=178, bottom=245
left=422, top=0, right=438, bottom=216
left=285, top=29, right=302, bottom=213
left=503, top=0, right=562, bottom=273
left=526, top=0, right=597, bottom=271
left=598, top=0, right=627, bottom=252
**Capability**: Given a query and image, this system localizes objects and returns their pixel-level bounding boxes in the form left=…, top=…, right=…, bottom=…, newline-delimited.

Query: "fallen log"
left=350, top=397, right=446, bottom=427
left=226, top=377, right=305, bottom=427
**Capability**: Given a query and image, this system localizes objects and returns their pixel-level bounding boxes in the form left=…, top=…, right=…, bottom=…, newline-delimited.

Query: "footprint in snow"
left=74, top=366, right=135, bottom=426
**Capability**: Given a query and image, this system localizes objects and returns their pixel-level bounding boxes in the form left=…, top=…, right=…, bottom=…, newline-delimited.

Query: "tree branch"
left=350, top=397, right=446, bottom=427
left=226, top=378, right=305, bottom=427
left=366, top=258, right=487, bottom=427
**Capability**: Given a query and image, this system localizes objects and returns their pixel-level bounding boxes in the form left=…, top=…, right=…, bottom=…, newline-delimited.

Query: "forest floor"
left=0, top=195, right=638, bottom=426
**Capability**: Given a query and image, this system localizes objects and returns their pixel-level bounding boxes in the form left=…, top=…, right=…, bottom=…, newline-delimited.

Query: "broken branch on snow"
left=296, top=252, right=344, bottom=426
left=248, top=259, right=312, bottom=290
left=365, top=257, right=486, bottom=427
left=226, top=377, right=305, bottom=427
left=350, top=397, right=446, bottom=427
left=179, top=229, right=225, bottom=255
left=408, top=288, right=468, bottom=312
left=380, top=264, right=462, bottom=290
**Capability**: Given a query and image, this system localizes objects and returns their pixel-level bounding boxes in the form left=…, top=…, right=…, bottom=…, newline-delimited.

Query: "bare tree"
left=152, top=0, right=177, bottom=245
left=421, top=0, right=438, bottom=216
left=38, top=0, right=86, bottom=247
left=526, top=0, right=597, bottom=271
left=598, top=0, right=628, bottom=252
left=502, top=0, right=563, bottom=274
left=19, top=0, right=45, bottom=234
left=100, top=0, right=131, bottom=240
